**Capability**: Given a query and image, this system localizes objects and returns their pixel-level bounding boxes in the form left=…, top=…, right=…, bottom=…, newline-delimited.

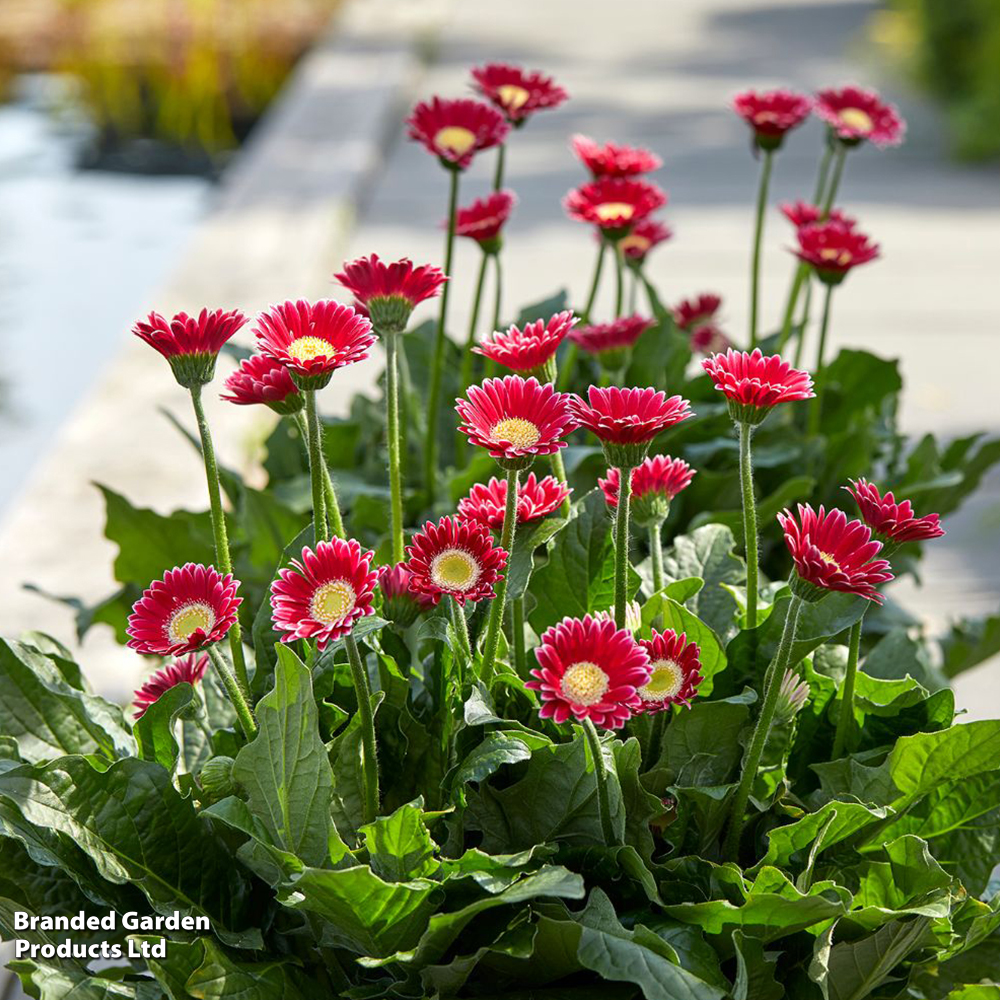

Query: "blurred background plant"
left=0, top=0, right=342, bottom=172
left=871, top=0, right=1000, bottom=161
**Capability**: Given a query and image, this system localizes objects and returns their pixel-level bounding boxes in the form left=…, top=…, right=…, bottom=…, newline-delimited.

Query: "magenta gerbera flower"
left=569, top=386, right=693, bottom=468
left=733, top=88, right=812, bottom=149
left=599, top=455, right=695, bottom=526
left=815, top=85, right=906, bottom=148
left=702, top=348, right=815, bottom=425
left=456, top=375, right=576, bottom=471
left=127, top=564, right=242, bottom=657
left=619, top=218, right=673, bottom=263
left=673, top=293, right=722, bottom=331
left=690, top=324, right=732, bottom=356
left=564, top=177, right=667, bottom=239
left=778, top=504, right=894, bottom=603
left=473, top=311, right=578, bottom=379
left=407, top=97, right=509, bottom=170
left=270, top=538, right=378, bottom=650
left=133, top=307, right=247, bottom=388
left=378, top=562, right=435, bottom=630
left=635, top=630, right=704, bottom=713
left=570, top=135, right=663, bottom=178
left=458, top=472, right=570, bottom=532
left=794, top=221, right=880, bottom=285
left=453, top=190, right=517, bottom=253
left=334, top=254, right=447, bottom=334
left=526, top=615, right=651, bottom=730
left=254, top=299, right=376, bottom=390
left=221, top=353, right=302, bottom=415
left=845, top=478, right=945, bottom=547
left=781, top=200, right=856, bottom=230
left=133, top=653, right=209, bottom=719
left=471, top=63, right=568, bottom=124
left=569, top=315, right=653, bottom=369
left=405, top=517, right=508, bottom=606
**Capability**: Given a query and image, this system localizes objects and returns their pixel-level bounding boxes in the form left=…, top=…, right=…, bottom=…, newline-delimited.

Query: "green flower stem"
left=613, top=466, right=634, bottom=629
left=832, top=617, right=864, bottom=759
left=549, top=450, right=572, bottom=518
left=207, top=644, right=257, bottom=741
left=293, top=411, right=342, bottom=542
left=821, top=145, right=848, bottom=215
left=649, top=521, right=665, bottom=595
left=459, top=253, right=490, bottom=392
left=628, top=265, right=640, bottom=314
left=385, top=332, right=406, bottom=563
left=559, top=242, right=607, bottom=391
left=613, top=240, right=625, bottom=318
left=582, top=717, right=617, bottom=845
left=725, top=595, right=803, bottom=860
left=480, top=466, right=520, bottom=682
left=492, top=252, right=503, bottom=332
left=812, top=143, right=834, bottom=205
left=648, top=711, right=666, bottom=767
left=345, top=633, right=379, bottom=824
left=424, top=167, right=460, bottom=504
left=450, top=597, right=473, bottom=663
left=189, top=385, right=250, bottom=699
left=749, top=148, right=775, bottom=349
left=304, top=391, right=329, bottom=543
left=793, top=278, right=814, bottom=368
left=493, top=142, right=506, bottom=191
left=511, top=596, right=527, bottom=676
left=807, top=283, right=836, bottom=437
left=738, top=421, right=760, bottom=630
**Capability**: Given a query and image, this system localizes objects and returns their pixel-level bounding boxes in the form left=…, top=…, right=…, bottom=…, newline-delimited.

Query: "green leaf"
left=184, top=937, right=308, bottom=1000
left=947, top=988, right=1000, bottom=999
left=9, top=961, right=151, bottom=1000
left=450, top=729, right=552, bottom=795
left=941, top=612, right=1000, bottom=679
left=360, top=799, right=439, bottom=882
left=0, top=638, right=135, bottom=762
left=133, top=682, right=196, bottom=774
left=639, top=597, right=727, bottom=696
left=613, top=737, right=662, bottom=864
left=506, top=516, right=569, bottom=600
left=232, top=644, right=333, bottom=866
left=731, top=929, right=784, bottom=1000
left=662, top=524, right=745, bottom=636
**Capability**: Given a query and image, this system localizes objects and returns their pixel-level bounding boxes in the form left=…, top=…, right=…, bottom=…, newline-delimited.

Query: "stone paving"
left=0, top=0, right=997, bottom=715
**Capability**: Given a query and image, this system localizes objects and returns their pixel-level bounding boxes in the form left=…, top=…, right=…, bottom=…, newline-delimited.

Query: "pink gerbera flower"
left=378, top=562, right=435, bottom=630
left=458, top=472, right=570, bottom=532
left=564, top=177, right=667, bottom=238
left=127, top=564, right=242, bottom=657
left=673, top=293, right=722, bottom=331
left=845, top=478, right=945, bottom=547
left=569, top=315, right=653, bottom=369
left=133, top=653, right=209, bottom=719
left=733, top=89, right=812, bottom=149
left=221, top=353, right=302, bottom=415
left=453, top=190, right=517, bottom=252
left=473, top=311, right=578, bottom=379
left=254, top=299, right=376, bottom=390
left=405, top=517, right=508, bottom=606
left=702, top=348, right=815, bottom=425
left=781, top=200, right=856, bottom=230
left=526, top=615, right=651, bottom=729
left=778, top=504, right=894, bottom=603
left=794, top=221, right=880, bottom=285
left=619, top=218, right=673, bottom=263
left=133, top=308, right=247, bottom=388
left=690, top=324, right=733, bottom=356
left=270, top=538, right=378, bottom=650
left=815, top=85, right=906, bottom=148
left=471, top=63, right=568, bottom=124
left=635, top=630, right=704, bottom=713
left=599, top=455, right=695, bottom=526
left=334, top=254, right=447, bottom=334
left=569, top=386, right=693, bottom=468
left=456, top=375, right=576, bottom=470
left=570, top=135, right=663, bottom=178
left=407, top=97, right=509, bottom=170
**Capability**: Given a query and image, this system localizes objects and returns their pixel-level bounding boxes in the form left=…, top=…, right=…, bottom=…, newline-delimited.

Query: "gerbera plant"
left=6, top=61, right=1000, bottom=1000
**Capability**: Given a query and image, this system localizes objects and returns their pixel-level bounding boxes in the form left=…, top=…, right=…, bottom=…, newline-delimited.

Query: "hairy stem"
left=807, top=283, right=835, bottom=437
left=493, top=142, right=506, bottom=191
left=739, top=421, right=759, bottom=629
left=832, top=617, right=863, bottom=759
left=559, top=242, right=607, bottom=391
left=583, top=717, right=617, bottom=845
left=304, top=391, right=329, bottom=543
left=511, top=596, right=527, bottom=676
left=613, top=466, right=633, bottom=629
left=480, top=466, right=520, bottom=682
left=649, top=521, right=665, bottom=595
left=459, top=253, right=490, bottom=394
left=492, top=251, right=503, bottom=333
left=345, top=634, right=379, bottom=824
left=385, top=333, right=405, bottom=563
left=207, top=644, right=257, bottom=741
left=749, top=149, right=774, bottom=349
left=613, top=240, right=625, bottom=318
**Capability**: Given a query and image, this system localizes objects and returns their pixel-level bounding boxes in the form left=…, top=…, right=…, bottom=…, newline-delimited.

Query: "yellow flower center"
left=620, top=233, right=651, bottom=254
left=310, top=579, right=356, bottom=625
left=838, top=107, right=874, bottom=133
left=168, top=602, right=215, bottom=644
left=817, top=550, right=841, bottom=569
left=818, top=248, right=853, bottom=266
left=639, top=659, right=684, bottom=702
left=561, top=660, right=610, bottom=707
left=435, top=126, right=477, bottom=156
left=497, top=84, right=531, bottom=111
left=287, top=336, right=331, bottom=362
left=430, top=548, right=481, bottom=591
left=594, top=202, right=635, bottom=223
left=491, top=417, right=541, bottom=449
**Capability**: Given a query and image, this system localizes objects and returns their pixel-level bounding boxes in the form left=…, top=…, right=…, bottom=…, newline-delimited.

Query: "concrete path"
left=0, top=0, right=997, bottom=716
